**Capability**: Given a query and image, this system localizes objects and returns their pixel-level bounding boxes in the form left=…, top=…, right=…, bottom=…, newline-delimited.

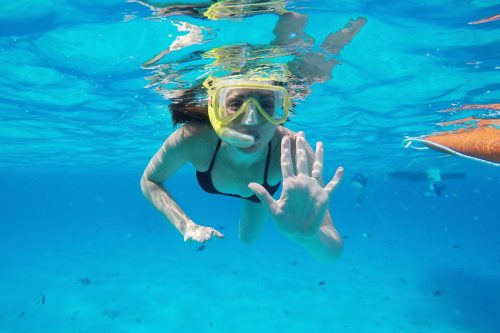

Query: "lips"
left=232, top=131, right=259, bottom=150
left=241, top=130, right=260, bottom=141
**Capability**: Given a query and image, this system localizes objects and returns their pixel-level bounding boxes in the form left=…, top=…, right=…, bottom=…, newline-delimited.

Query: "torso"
left=184, top=123, right=291, bottom=198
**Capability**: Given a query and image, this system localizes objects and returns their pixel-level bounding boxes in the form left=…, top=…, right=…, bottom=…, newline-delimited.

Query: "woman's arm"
left=293, top=133, right=343, bottom=260
left=239, top=200, right=268, bottom=243
left=289, top=209, right=343, bottom=261
left=248, top=131, right=344, bottom=261
left=140, top=124, right=224, bottom=242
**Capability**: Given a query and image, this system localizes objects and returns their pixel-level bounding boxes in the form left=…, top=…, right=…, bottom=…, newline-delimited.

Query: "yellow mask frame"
left=203, top=77, right=291, bottom=126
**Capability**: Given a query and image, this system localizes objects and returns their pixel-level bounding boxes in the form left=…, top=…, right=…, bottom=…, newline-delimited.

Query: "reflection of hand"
left=183, top=223, right=224, bottom=243
left=249, top=133, right=343, bottom=238
left=288, top=53, right=338, bottom=84
left=287, top=16, right=366, bottom=85
left=272, top=12, right=315, bottom=46
left=320, top=17, right=367, bottom=55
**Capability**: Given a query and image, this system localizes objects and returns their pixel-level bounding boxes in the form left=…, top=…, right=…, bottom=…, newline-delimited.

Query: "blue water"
left=1, top=1, right=499, bottom=332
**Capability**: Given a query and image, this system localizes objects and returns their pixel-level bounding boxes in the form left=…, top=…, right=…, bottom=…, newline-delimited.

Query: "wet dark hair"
left=168, top=84, right=210, bottom=126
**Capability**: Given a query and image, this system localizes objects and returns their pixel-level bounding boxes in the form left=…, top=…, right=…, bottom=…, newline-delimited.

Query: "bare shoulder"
left=273, top=126, right=297, bottom=147
left=274, top=126, right=300, bottom=153
left=167, top=122, right=213, bottom=143
left=144, top=122, right=217, bottom=182
left=275, top=125, right=296, bottom=138
left=162, top=123, right=213, bottom=148
left=274, top=126, right=315, bottom=159
left=165, top=122, right=218, bottom=169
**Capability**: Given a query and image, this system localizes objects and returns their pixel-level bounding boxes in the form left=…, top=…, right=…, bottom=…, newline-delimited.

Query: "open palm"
left=249, top=133, right=343, bottom=237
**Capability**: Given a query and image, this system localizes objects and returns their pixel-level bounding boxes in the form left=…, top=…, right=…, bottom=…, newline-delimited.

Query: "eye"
left=227, top=98, right=243, bottom=112
left=259, top=98, right=275, bottom=112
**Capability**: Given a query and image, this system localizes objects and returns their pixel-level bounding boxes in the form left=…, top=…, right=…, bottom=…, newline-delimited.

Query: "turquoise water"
left=1, top=1, right=499, bottom=332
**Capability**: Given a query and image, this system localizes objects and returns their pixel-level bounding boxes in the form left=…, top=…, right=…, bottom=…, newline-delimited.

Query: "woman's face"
left=224, top=87, right=277, bottom=151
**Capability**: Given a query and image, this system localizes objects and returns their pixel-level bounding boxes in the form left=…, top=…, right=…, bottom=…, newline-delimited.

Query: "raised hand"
left=248, top=132, right=343, bottom=238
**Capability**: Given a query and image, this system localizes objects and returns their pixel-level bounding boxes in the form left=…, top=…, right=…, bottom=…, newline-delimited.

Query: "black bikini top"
left=196, top=139, right=281, bottom=203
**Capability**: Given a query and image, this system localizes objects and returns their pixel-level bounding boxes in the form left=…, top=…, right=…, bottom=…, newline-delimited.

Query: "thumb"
left=212, top=229, right=225, bottom=239
left=248, top=182, right=275, bottom=209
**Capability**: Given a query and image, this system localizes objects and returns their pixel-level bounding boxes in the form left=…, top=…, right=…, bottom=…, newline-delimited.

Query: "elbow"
left=140, top=174, right=150, bottom=196
left=140, top=173, right=165, bottom=199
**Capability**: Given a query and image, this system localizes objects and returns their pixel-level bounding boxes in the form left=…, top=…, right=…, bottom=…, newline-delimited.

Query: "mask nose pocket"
left=241, top=101, right=260, bottom=125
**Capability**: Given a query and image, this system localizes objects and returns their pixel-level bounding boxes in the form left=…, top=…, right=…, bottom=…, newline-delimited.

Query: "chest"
left=199, top=146, right=281, bottom=197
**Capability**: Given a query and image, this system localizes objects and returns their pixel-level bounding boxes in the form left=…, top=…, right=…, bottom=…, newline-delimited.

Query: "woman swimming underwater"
left=139, top=7, right=366, bottom=260
left=140, top=74, right=344, bottom=261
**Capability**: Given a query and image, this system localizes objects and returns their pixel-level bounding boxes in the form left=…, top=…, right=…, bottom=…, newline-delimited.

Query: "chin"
left=237, top=138, right=265, bottom=153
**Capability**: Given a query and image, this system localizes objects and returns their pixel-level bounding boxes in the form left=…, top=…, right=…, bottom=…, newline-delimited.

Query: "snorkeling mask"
left=204, top=76, right=290, bottom=127
left=203, top=76, right=291, bottom=146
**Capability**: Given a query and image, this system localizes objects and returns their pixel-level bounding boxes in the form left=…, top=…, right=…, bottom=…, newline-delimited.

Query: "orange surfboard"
left=404, top=119, right=500, bottom=167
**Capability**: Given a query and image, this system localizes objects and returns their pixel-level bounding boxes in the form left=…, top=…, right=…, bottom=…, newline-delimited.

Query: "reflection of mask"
left=204, top=0, right=287, bottom=20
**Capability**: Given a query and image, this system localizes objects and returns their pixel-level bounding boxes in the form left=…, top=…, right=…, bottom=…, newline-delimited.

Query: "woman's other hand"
left=183, top=223, right=224, bottom=243
left=248, top=133, right=343, bottom=238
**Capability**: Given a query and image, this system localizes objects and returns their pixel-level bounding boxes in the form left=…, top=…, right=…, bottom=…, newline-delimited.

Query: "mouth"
left=242, top=131, right=260, bottom=142
left=229, top=131, right=260, bottom=150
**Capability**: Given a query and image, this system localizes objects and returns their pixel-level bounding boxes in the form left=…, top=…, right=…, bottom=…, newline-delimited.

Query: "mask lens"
left=215, top=85, right=289, bottom=124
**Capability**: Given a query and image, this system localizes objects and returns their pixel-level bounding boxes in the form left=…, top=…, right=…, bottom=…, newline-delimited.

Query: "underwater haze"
left=1, top=0, right=500, bottom=332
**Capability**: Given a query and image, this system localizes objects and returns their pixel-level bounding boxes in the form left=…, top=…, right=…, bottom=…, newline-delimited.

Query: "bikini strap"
left=207, top=139, right=223, bottom=172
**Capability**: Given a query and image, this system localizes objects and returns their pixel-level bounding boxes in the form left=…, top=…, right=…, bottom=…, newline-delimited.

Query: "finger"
left=199, top=230, right=212, bottom=243
left=324, top=166, right=344, bottom=196
left=248, top=182, right=276, bottom=210
left=213, top=229, right=225, bottom=239
left=280, top=136, right=294, bottom=179
left=296, top=135, right=309, bottom=176
left=311, top=141, right=324, bottom=180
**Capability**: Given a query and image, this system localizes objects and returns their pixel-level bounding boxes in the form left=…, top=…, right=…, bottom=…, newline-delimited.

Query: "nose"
left=241, top=103, right=260, bottom=125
